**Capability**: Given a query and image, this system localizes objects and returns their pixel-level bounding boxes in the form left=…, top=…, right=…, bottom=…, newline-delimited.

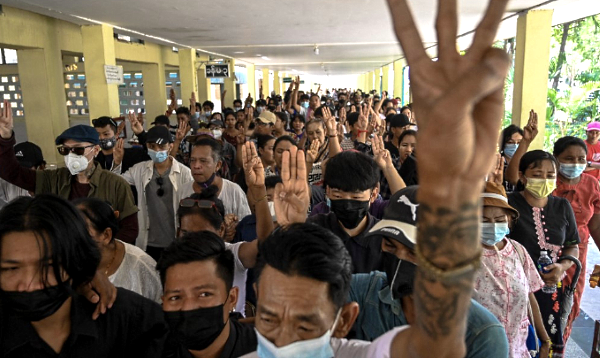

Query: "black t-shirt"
left=307, top=213, right=383, bottom=273
left=384, top=141, right=400, bottom=161
left=1, top=288, right=168, bottom=358
left=507, top=192, right=580, bottom=264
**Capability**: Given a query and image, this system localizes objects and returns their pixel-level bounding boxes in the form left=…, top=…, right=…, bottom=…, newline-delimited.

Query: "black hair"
left=306, top=119, right=325, bottom=133
left=553, top=136, right=588, bottom=157
left=92, top=116, right=117, bottom=133
left=73, top=198, right=119, bottom=241
left=256, top=134, right=276, bottom=150
left=176, top=107, right=190, bottom=117
left=292, top=115, right=306, bottom=124
left=210, top=112, right=223, bottom=121
left=324, top=151, right=379, bottom=192
left=382, top=99, right=392, bottom=108
left=177, top=186, right=225, bottom=232
left=314, top=106, right=324, bottom=118
left=398, top=129, right=417, bottom=145
left=347, top=112, right=360, bottom=127
left=224, top=111, right=236, bottom=120
left=300, top=94, right=310, bottom=102
left=500, top=125, right=524, bottom=152
left=516, top=150, right=559, bottom=191
left=233, top=99, right=243, bottom=106
left=0, top=195, right=100, bottom=289
left=265, top=176, right=282, bottom=190
left=256, top=99, right=267, bottom=107
left=157, top=232, right=234, bottom=290
left=400, top=106, right=411, bottom=114
left=202, top=101, right=215, bottom=110
left=192, top=137, right=222, bottom=163
left=310, top=93, right=320, bottom=100
left=274, top=135, right=297, bottom=151
left=254, top=223, right=352, bottom=309
left=275, top=112, right=289, bottom=127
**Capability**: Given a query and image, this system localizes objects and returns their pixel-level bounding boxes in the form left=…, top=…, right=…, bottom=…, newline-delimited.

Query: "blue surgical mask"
left=481, top=222, right=510, bottom=246
left=301, top=102, right=309, bottom=109
left=148, top=149, right=169, bottom=163
left=559, top=163, right=586, bottom=179
left=504, top=143, right=518, bottom=158
left=255, top=311, right=340, bottom=358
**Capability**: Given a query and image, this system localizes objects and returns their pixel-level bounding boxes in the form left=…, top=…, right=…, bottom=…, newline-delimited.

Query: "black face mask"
left=382, top=251, right=417, bottom=300
left=99, top=137, right=116, bottom=150
left=164, top=303, right=227, bottom=351
left=1, top=282, right=72, bottom=321
left=330, top=199, right=370, bottom=229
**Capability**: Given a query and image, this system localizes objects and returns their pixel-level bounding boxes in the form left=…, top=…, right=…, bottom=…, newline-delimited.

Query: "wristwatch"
left=588, top=161, right=593, bottom=168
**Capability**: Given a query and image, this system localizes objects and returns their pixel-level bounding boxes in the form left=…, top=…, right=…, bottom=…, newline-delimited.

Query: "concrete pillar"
left=512, top=10, right=553, bottom=150
left=17, top=47, right=69, bottom=166
left=223, top=59, right=236, bottom=107
left=141, top=62, right=167, bottom=119
left=393, top=60, right=406, bottom=100
left=375, top=68, right=382, bottom=95
left=367, top=71, right=374, bottom=93
left=261, top=68, right=271, bottom=98
left=245, top=63, right=256, bottom=101
left=273, top=71, right=281, bottom=96
left=178, top=49, right=198, bottom=105
left=357, top=74, right=364, bottom=91
left=81, top=24, right=120, bottom=120
left=382, top=65, right=390, bottom=96
left=197, top=55, right=211, bottom=102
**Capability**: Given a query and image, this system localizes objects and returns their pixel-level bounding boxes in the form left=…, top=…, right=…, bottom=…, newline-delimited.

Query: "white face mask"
left=64, top=152, right=90, bottom=175
left=211, top=129, right=223, bottom=140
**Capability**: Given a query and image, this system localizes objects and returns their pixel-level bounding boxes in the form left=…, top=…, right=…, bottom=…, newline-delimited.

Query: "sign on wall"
left=104, top=65, right=125, bottom=84
left=205, top=64, right=230, bottom=78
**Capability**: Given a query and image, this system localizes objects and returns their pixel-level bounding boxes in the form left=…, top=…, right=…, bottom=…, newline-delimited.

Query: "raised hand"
left=128, top=111, right=144, bottom=135
left=236, top=132, right=246, bottom=146
left=223, top=214, right=238, bottom=243
left=113, top=138, right=125, bottom=166
left=0, top=100, right=14, bottom=139
left=523, top=109, right=538, bottom=143
left=306, top=138, right=320, bottom=164
left=486, top=153, right=504, bottom=185
left=339, top=106, right=347, bottom=122
left=322, top=108, right=337, bottom=137
left=372, top=134, right=393, bottom=170
left=242, top=141, right=265, bottom=188
left=115, top=119, right=126, bottom=138
left=273, top=145, right=310, bottom=226
left=190, top=92, right=197, bottom=115
left=168, top=89, right=177, bottom=113
left=357, top=104, right=369, bottom=130
left=175, top=120, right=190, bottom=142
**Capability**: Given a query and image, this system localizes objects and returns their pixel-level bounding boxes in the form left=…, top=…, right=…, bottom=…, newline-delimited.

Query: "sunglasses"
left=57, top=145, right=95, bottom=156
left=156, top=177, right=164, bottom=197
left=179, top=198, right=220, bottom=214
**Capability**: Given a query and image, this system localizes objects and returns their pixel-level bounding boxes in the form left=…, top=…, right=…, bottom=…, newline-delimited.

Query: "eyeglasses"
left=57, top=145, right=95, bottom=156
left=179, top=198, right=220, bottom=214
left=156, top=177, right=164, bottom=197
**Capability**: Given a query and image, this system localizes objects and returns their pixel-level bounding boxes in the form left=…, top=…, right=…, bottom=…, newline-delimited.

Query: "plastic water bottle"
left=538, top=251, right=557, bottom=294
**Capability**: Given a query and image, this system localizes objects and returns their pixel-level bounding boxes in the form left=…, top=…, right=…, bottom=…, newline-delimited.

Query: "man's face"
left=177, top=113, right=189, bottom=124
left=254, top=120, right=273, bottom=136
left=273, top=140, right=294, bottom=169
left=162, top=259, right=235, bottom=317
left=255, top=265, right=338, bottom=347
left=309, top=96, right=320, bottom=110
left=234, top=101, right=243, bottom=109
left=381, top=237, right=416, bottom=263
left=587, top=130, right=600, bottom=143
left=147, top=142, right=172, bottom=153
left=62, top=139, right=98, bottom=167
left=178, top=213, right=222, bottom=238
left=326, top=187, right=374, bottom=203
left=190, top=145, right=220, bottom=183
left=95, top=125, right=115, bottom=140
left=203, top=105, right=213, bottom=114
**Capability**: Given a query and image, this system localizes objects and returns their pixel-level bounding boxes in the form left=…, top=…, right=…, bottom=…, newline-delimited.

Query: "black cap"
left=365, top=186, right=419, bottom=249
left=14, top=142, right=44, bottom=168
left=151, top=115, right=171, bottom=127
left=146, top=126, right=173, bottom=144
left=92, top=116, right=118, bottom=129
left=389, top=114, right=411, bottom=128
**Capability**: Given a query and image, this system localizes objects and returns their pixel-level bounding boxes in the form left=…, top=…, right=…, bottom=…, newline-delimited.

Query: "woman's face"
left=0, top=231, right=65, bottom=291
left=292, top=118, right=304, bottom=132
left=399, top=135, right=417, bottom=161
left=225, top=114, right=236, bottom=129
left=482, top=206, right=509, bottom=224
left=273, top=140, right=294, bottom=169
left=259, top=139, right=276, bottom=165
left=556, top=145, right=586, bottom=165
left=401, top=108, right=412, bottom=121
left=506, top=132, right=523, bottom=146
left=521, top=159, right=557, bottom=182
left=306, top=121, right=325, bottom=146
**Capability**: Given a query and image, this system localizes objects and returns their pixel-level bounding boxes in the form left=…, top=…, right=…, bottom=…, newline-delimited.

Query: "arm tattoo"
left=414, top=202, right=480, bottom=340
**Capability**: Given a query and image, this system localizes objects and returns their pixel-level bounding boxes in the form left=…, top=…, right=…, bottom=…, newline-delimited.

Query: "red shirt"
left=585, top=140, right=600, bottom=179
left=554, top=173, right=600, bottom=242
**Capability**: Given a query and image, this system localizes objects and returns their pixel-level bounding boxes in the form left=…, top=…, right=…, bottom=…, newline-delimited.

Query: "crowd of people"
left=0, top=0, right=596, bottom=357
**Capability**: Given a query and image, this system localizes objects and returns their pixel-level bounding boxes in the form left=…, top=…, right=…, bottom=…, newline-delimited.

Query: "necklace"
left=104, top=244, right=118, bottom=275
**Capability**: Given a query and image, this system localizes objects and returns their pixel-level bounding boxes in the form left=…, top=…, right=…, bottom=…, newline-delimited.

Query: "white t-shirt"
left=178, top=179, right=252, bottom=220
left=108, top=241, right=162, bottom=303
left=224, top=242, right=248, bottom=315
left=241, top=326, right=407, bottom=357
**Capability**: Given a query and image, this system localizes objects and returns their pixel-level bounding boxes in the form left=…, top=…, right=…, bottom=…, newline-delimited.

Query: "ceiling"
left=2, top=0, right=599, bottom=75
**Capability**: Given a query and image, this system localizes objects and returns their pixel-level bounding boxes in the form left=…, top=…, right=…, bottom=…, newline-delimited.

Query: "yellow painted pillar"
left=367, top=71, right=374, bottom=92
left=223, top=59, right=236, bottom=106
left=197, top=55, right=211, bottom=102
left=357, top=74, right=363, bottom=91
left=393, top=60, right=406, bottom=100
left=375, top=68, right=382, bottom=95
left=178, top=49, right=198, bottom=105
left=81, top=24, right=120, bottom=120
left=17, top=47, right=68, bottom=166
left=382, top=65, right=390, bottom=95
left=273, top=71, right=281, bottom=96
left=511, top=10, right=553, bottom=150
left=363, top=74, right=369, bottom=92
left=261, top=68, right=271, bottom=98
left=245, top=64, right=256, bottom=101
left=141, top=62, right=167, bottom=120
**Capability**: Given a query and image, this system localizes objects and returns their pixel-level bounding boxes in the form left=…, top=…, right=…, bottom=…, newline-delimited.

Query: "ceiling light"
left=261, top=56, right=270, bottom=60
left=314, top=46, right=319, bottom=55
left=233, top=51, right=244, bottom=54
left=256, top=54, right=262, bottom=57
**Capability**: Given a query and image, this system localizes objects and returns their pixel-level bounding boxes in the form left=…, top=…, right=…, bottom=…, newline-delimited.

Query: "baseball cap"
left=55, top=125, right=100, bottom=145
left=152, top=115, right=171, bottom=127
left=146, top=126, right=173, bottom=144
left=14, top=142, right=44, bottom=168
left=365, top=186, right=418, bottom=250
left=389, top=114, right=411, bottom=128
left=587, top=122, right=600, bottom=132
left=257, top=111, right=276, bottom=125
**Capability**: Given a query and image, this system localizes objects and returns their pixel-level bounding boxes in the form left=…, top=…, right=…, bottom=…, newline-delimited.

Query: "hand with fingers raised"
left=129, top=111, right=144, bottom=135
left=0, top=100, right=14, bottom=139
left=273, top=146, right=310, bottom=226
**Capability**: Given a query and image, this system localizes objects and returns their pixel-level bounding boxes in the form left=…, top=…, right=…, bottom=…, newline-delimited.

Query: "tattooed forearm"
left=414, top=202, right=480, bottom=340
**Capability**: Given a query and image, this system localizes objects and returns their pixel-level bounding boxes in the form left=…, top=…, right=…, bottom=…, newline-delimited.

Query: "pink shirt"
left=473, top=239, right=544, bottom=358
